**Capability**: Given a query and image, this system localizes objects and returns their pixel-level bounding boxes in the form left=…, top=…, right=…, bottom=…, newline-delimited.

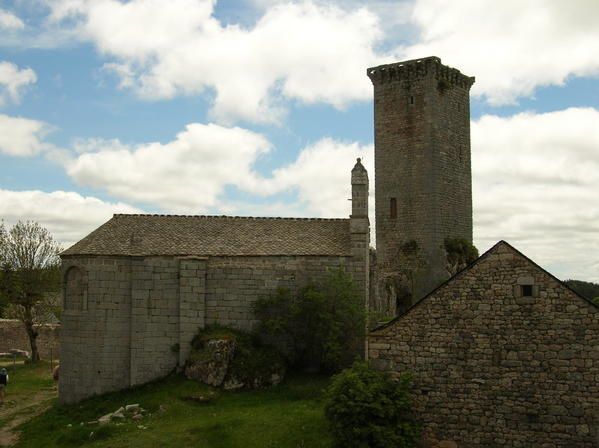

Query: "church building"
left=59, top=159, right=370, bottom=403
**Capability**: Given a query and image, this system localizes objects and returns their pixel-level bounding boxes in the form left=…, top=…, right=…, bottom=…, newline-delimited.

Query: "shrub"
left=444, top=238, right=479, bottom=275
left=324, top=362, right=417, bottom=448
left=254, top=267, right=365, bottom=372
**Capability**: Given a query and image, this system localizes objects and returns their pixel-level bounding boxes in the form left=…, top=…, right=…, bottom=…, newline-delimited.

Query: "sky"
left=0, top=0, right=598, bottom=282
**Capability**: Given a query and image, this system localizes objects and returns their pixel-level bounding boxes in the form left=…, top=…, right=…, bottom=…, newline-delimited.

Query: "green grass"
left=16, top=372, right=333, bottom=448
left=1, top=361, right=55, bottom=397
left=0, top=360, right=57, bottom=446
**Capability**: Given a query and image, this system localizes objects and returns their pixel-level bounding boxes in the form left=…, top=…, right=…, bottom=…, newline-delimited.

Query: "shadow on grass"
left=16, top=372, right=333, bottom=448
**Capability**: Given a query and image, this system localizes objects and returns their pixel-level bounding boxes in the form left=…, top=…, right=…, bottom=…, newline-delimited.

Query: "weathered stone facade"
left=59, top=161, right=370, bottom=404
left=0, top=319, right=60, bottom=360
left=368, top=57, right=475, bottom=314
left=369, top=241, right=599, bottom=447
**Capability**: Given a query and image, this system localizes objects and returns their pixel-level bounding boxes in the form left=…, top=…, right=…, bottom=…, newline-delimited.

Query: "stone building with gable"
left=59, top=160, right=370, bottom=403
left=369, top=241, right=599, bottom=446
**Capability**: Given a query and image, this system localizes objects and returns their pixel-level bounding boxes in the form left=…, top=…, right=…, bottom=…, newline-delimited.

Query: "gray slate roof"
left=62, top=214, right=351, bottom=257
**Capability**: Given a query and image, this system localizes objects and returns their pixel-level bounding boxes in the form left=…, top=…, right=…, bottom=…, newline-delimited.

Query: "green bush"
left=324, top=362, right=417, bottom=448
left=444, top=238, right=479, bottom=275
left=254, top=268, right=365, bottom=372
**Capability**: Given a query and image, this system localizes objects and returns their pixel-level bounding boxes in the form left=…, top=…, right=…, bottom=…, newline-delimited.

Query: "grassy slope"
left=16, top=373, right=333, bottom=448
left=0, top=361, right=57, bottom=446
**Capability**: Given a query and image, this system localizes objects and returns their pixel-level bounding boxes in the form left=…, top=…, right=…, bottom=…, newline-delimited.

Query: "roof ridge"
left=370, top=240, right=598, bottom=333
left=112, top=213, right=349, bottom=222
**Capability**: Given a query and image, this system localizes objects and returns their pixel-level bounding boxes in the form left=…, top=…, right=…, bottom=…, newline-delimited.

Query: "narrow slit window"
left=390, top=198, right=397, bottom=219
left=410, top=96, right=414, bottom=105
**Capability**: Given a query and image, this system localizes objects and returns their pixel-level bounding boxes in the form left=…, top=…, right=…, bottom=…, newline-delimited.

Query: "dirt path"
left=0, top=388, right=56, bottom=447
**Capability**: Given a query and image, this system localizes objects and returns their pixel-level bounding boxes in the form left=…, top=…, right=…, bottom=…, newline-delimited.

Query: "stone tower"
left=367, top=56, right=475, bottom=314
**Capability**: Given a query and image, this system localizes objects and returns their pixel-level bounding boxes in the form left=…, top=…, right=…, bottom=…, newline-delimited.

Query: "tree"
left=565, top=279, right=599, bottom=301
left=444, top=238, right=479, bottom=276
left=254, top=267, right=366, bottom=372
left=0, top=221, right=61, bottom=362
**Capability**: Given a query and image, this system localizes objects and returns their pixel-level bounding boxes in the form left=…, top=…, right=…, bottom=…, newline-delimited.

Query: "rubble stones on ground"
left=94, top=404, right=147, bottom=426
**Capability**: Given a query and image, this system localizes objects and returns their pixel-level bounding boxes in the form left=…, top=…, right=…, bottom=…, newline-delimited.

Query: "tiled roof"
left=61, top=214, right=351, bottom=257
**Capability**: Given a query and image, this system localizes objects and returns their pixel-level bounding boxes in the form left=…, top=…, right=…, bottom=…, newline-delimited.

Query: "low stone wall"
left=0, top=319, right=61, bottom=360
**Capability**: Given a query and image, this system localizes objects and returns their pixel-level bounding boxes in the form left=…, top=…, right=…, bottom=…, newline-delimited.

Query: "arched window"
left=64, top=266, right=87, bottom=311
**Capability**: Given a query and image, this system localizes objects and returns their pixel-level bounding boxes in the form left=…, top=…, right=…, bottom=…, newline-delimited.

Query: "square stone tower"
left=367, top=56, right=475, bottom=314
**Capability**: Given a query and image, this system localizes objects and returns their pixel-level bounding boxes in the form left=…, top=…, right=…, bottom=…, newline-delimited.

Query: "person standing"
left=0, top=368, right=8, bottom=405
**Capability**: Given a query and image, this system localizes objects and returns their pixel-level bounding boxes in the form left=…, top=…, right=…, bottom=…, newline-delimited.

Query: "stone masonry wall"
left=205, top=255, right=351, bottom=330
left=129, top=257, right=180, bottom=386
left=60, top=256, right=132, bottom=404
left=369, top=242, right=599, bottom=448
left=0, top=319, right=60, bottom=360
left=368, top=57, right=474, bottom=312
left=60, top=254, right=354, bottom=403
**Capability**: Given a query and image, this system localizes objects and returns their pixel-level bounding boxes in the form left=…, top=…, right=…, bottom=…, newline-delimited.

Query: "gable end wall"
left=369, top=244, right=599, bottom=447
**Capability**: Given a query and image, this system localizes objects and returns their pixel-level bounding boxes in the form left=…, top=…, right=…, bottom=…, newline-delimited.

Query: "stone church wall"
left=59, top=254, right=352, bottom=403
left=205, top=255, right=350, bottom=330
left=60, top=256, right=132, bottom=404
left=368, top=243, right=599, bottom=447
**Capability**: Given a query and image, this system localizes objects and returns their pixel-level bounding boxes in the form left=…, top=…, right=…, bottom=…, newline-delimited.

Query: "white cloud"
left=400, top=0, right=599, bottom=105
left=48, top=0, right=386, bottom=123
left=0, top=61, right=37, bottom=106
left=269, top=138, right=373, bottom=217
left=0, top=114, right=50, bottom=156
left=44, top=0, right=599, bottom=116
left=0, top=189, right=142, bottom=247
left=472, top=107, right=599, bottom=282
left=0, top=8, right=25, bottom=30
left=65, top=123, right=272, bottom=212
left=63, top=121, right=373, bottom=219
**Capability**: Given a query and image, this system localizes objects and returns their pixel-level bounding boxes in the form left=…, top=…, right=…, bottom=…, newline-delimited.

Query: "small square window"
left=521, top=285, right=533, bottom=297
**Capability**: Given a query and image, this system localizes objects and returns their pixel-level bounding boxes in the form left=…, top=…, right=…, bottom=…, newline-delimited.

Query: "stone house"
left=59, top=159, right=370, bottom=404
left=369, top=241, right=599, bottom=447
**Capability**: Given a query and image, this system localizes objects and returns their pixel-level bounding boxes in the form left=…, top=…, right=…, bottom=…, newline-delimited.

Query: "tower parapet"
left=367, top=56, right=475, bottom=89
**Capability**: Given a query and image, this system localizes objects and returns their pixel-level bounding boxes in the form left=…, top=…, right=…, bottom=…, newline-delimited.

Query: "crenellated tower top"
left=367, top=56, right=475, bottom=89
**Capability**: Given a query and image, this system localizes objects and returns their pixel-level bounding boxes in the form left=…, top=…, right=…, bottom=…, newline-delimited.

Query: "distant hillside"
left=564, top=280, right=599, bottom=301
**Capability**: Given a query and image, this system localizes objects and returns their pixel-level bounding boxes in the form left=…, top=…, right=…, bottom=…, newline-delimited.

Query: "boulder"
left=184, top=338, right=236, bottom=387
left=185, top=327, right=286, bottom=390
